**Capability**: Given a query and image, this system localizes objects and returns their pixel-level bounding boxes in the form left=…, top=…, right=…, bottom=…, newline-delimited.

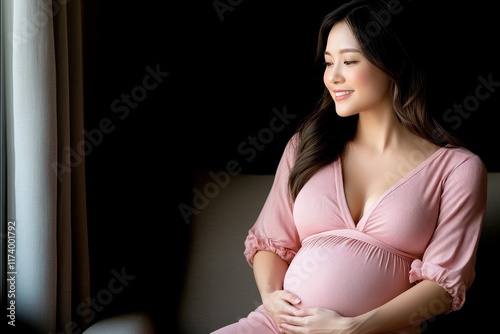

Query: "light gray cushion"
left=178, top=173, right=274, bottom=334
left=82, top=311, right=156, bottom=334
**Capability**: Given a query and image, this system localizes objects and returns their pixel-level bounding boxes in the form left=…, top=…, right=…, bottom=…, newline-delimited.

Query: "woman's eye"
left=322, top=61, right=357, bottom=67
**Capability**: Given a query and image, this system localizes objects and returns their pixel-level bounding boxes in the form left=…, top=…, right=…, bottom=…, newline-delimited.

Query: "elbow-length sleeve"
left=243, top=134, right=301, bottom=267
left=409, top=154, right=488, bottom=312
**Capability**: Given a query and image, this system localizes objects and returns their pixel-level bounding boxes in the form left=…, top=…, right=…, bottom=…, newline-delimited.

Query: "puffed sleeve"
left=243, top=134, right=301, bottom=267
left=409, top=154, right=488, bottom=312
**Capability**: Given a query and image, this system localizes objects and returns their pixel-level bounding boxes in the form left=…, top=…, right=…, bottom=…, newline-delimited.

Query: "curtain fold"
left=3, top=0, right=89, bottom=332
left=66, top=1, right=91, bottom=332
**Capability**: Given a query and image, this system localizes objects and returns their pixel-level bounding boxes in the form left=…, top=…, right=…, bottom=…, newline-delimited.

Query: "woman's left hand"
left=279, top=307, right=354, bottom=334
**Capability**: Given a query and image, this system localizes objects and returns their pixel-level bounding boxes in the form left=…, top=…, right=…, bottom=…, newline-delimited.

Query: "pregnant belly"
left=283, top=231, right=414, bottom=316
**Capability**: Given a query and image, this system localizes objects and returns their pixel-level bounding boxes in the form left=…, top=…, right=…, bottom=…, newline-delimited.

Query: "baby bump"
left=283, top=232, right=413, bottom=317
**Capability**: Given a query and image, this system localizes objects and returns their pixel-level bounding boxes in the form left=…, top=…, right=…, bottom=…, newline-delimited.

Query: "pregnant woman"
left=211, top=0, right=487, bottom=333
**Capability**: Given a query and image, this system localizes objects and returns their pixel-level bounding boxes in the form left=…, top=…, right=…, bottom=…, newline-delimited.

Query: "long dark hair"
left=288, top=0, right=462, bottom=200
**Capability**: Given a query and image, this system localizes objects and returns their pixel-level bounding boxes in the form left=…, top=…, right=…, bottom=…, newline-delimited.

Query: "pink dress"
left=211, top=135, right=487, bottom=334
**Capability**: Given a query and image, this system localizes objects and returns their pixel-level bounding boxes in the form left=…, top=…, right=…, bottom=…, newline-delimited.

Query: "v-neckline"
left=336, top=146, right=448, bottom=229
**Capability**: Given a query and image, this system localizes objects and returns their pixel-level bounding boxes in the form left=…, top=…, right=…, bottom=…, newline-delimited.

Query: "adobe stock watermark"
left=382, top=137, right=437, bottom=185
left=282, top=245, right=336, bottom=292
left=48, top=267, right=136, bottom=334
left=347, top=0, right=412, bottom=48
left=8, top=0, right=72, bottom=52
left=381, top=71, right=498, bottom=184
left=442, top=73, right=498, bottom=130
left=52, top=63, right=170, bottom=182
left=178, top=105, right=296, bottom=224
left=213, top=0, right=244, bottom=22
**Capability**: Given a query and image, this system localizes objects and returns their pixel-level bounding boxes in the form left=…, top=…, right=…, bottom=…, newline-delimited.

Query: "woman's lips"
left=334, top=90, right=353, bottom=101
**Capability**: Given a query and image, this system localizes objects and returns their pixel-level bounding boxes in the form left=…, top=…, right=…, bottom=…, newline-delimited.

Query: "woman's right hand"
left=262, top=289, right=301, bottom=329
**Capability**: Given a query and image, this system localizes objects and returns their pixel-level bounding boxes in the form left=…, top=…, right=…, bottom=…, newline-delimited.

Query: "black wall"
left=81, top=1, right=500, bottom=332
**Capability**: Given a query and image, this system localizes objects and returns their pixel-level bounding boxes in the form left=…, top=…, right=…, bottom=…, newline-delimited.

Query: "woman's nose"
left=325, top=64, right=344, bottom=84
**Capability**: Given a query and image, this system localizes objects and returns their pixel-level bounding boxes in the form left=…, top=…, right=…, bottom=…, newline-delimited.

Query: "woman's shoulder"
left=439, top=145, right=487, bottom=175
left=441, top=145, right=483, bottom=162
left=282, top=132, right=301, bottom=156
left=287, top=132, right=301, bottom=147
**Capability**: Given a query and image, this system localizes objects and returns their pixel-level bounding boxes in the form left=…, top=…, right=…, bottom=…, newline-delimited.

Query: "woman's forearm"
left=252, top=250, right=289, bottom=301
left=353, top=280, right=452, bottom=333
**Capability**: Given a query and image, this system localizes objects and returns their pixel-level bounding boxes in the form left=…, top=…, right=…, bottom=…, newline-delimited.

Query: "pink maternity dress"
left=211, top=134, right=487, bottom=334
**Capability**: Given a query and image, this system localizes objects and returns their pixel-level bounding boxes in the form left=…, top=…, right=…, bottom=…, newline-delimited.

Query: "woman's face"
left=323, top=21, right=392, bottom=117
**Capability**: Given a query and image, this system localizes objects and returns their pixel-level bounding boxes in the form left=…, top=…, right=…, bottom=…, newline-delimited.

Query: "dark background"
left=81, top=1, right=500, bottom=332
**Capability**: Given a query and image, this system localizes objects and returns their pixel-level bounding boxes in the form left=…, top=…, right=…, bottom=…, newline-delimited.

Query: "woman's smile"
left=333, top=90, right=354, bottom=101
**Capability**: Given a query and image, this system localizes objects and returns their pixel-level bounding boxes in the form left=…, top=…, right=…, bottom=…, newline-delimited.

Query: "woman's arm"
left=253, top=250, right=302, bottom=326
left=353, top=279, right=451, bottom=333
left=253, top=250, right=288, bottom=299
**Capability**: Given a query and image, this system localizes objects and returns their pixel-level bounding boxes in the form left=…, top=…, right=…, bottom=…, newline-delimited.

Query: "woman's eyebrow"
left=324, top=48, right=361, bottom=56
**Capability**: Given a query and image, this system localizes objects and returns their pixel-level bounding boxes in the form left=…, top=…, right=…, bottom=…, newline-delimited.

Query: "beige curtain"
left=3, top=0, right=90, bottom=332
